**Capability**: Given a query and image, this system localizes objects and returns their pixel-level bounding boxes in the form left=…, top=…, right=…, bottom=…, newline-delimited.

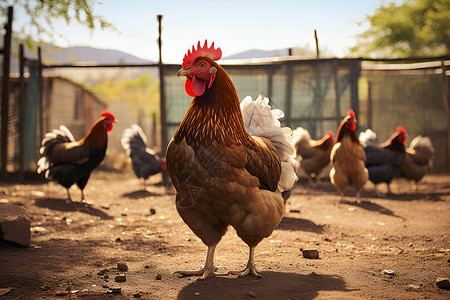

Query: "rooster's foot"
left=174, top=265, right=227, bottom=280
left=228, top=264, right=261, bottom=278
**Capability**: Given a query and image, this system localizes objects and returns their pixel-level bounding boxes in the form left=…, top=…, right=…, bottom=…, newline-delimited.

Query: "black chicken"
left=121, top=124, right=166, bottom=187
left=359, top=127, right=407, bottom=194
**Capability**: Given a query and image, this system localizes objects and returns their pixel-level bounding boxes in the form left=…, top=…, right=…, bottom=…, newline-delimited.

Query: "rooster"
left=397, top=135, right=434, bottom=191
left=121, top=124, right=166, bottom=188
left=359, top=127, right=407, bottom=194
left=166, top=41, right=297, bottom=280
left=292, top=127, right=334, bottom=184
left=37, top=111, right=117, bottom=201
left=329, top=110, right=368, bottom=202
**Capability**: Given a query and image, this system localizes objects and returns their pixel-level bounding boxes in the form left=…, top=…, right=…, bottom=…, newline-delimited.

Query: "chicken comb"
left=396, top=126, right=407, bottom=135
left=100, top=110, right=116, bottom=120
left=327, top=130, right=334, bottom=138
left=347, top=109, right=356, bottom=120
left=182, top=40, right=222, bottom=68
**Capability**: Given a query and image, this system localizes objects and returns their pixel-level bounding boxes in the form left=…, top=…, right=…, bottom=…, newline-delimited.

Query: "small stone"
left=115, top=275, right=126, bottom=282
left=246, top=291, right=256, bottom=298
left=150, top=208, right=156, bottom=215
left=117, top=262, right=128, bottom=272
left=111, top=287, right=122, bottom=294
left=155, top=273, right=162, bottom=280
left=406, top=284, right=421, bottom=290
left=55, top=291, right=69, bottom=296
left=133, top=292, right=142, bottom=298
left=436, top=278, right=450, bottom=290
left=382, top=269, right=396, bottom=276
left=300, top=249, right=320, bottom=259
left=97, top=269, right=108, bottom=276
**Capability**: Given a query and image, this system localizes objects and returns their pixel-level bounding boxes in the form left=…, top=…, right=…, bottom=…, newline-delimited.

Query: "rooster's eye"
left=199, top=62, right=206, bottom=68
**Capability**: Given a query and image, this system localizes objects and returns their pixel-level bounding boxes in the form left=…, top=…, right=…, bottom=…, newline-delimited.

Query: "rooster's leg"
left=80, top=190, right=85, bottom=202
left=355, top=191, right=361, bottom=203
left=228, top=246, right=261, bottom=278
left=387, top=183, right=392, bottom=194
left=174, top=243, right=224, bottom=280
left=65, top=189, right=72, bottom=203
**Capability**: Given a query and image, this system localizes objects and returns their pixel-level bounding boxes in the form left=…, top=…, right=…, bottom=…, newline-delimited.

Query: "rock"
left=246, top=291, right=256, bottom=298
left=117, top=262, right=128, bottom=272
left=436, top=278, right=450, bottom=290
left=150, top=208, right=156, bottom=215
left=300, top=249, right=320, bottom=259
left=0, top=203, right=31, bottom=246
left=110, top=287, right=122, bottom=294
left=155, top=273, right=162, bottom=280
left=97, top=269, right=108, bottom=276
left=382, top=269, right=396, bottom=276
left=55, top=291, right=69, bottom=296
left=406, top=284, right=421, bottom=290
left=115, top=275, right=126, bottom=282
left=133, top=292, right=142, bottom=298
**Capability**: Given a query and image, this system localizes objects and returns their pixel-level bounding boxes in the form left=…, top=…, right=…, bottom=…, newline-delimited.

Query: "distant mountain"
left=42, top=46, right=153, bottom=65
left=223, top=48, right=290, bottom=60
left=10, top=43, right=153, bottom=73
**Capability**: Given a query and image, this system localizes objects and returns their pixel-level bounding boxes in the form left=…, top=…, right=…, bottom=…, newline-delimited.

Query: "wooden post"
left=332, top=59, right=341, bottom=128
left=18, top=44, right=25, bottom=179
left=157, top=14, right=169, bottom=186
left=157, top=14, right=167, bottom=153
left=1, top=6, right=13, bottom=176
left=442, top=60, right=450, bottom=167
left=314, top=29, right=320, bottom=58
left=284, top=63, right=293, bottom=128
left=37, top=47, right=43, bottom=143
left=367, top=80, right=373, bottom=129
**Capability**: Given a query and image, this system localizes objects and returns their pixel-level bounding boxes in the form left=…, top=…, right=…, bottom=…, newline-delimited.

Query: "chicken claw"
left=174, top=244, right=227, bottom=280
left=228, top=246, right=262, bottom=278
left=174, top=265, right=227, bottom=280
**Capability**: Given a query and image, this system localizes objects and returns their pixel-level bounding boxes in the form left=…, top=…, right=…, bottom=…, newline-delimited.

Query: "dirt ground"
left=0, top=169, right=449, bottom=300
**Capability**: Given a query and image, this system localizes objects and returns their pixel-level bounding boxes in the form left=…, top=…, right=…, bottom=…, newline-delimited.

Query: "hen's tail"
left=240, top=95, right=298, bottom=192
left=409, top=136, right=434, bottom=164
left=37, top=125, right=75, bottom=176
left=121, top=125, right=149, bottom=157
left=292, top=127, right=311, bottom=148
left=359, top=128, right=378, bottom=148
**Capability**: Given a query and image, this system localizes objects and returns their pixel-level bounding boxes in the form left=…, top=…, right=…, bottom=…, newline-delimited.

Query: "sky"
left=14, top=0, right=402, bottom=63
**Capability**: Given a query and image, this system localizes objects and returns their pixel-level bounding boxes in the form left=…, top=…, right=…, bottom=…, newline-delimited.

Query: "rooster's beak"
left=114, top=119, right=119, bottom=124
left=178, top=67, right=190, bottom=77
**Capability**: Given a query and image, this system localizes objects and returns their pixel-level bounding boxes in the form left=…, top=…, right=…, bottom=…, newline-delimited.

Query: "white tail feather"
left=359, top=128, right=378, bottom=147
left=240, top=95, right=298, bottom=192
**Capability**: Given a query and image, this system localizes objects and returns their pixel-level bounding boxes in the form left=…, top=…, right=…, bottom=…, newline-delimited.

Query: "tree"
left=351, top=0, right=450, bottom=58
left=0, top=0, right=114, bottom=48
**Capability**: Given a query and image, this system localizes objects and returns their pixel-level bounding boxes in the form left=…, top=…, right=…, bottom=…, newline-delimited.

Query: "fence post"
left=157, top=15, right=167, bottom=153
left=350, top=60, right=361, bottom=119
left=18, top=44, right=25, bottom=179
left=332, top=59, right=341, bottom=128
left=442, top=60, right=450, bottom=167
left=284, top=63, right=293, bottom=128
left=1, top=6, right=13, bottom=176
left=157, top=14, right=169, bottom=187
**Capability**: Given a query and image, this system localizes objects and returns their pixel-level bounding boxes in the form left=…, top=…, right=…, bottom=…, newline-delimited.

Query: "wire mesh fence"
left=1, top=57, right=449, bottom=176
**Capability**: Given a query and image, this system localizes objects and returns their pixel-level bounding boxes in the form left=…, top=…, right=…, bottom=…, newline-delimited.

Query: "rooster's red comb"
left=182, top=40, right=222, bottom=68
left=101, top=110, right=115, bottom=120
left=396, top=127, right=407, bottom=135
left=347, top=109, right=356, bottom=120
left=327, top=130, right=334, bottom=139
